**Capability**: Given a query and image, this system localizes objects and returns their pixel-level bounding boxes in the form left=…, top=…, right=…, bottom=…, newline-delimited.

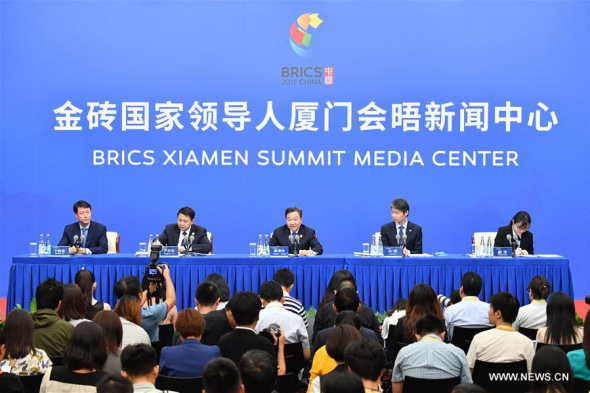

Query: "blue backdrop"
left=1, top=1, right=588, bottom=299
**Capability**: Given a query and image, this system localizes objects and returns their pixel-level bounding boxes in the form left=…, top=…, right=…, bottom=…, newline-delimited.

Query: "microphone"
left=395, top=234, right=400, bottom=246
left=506, top=234, right=516, bottom=257
left=291, top=233, right=300, bottom=255
left=187, top=232, right=195, bottom=251
left=73, top=235, right=81, bottom=251
left=402, top=234, right=408, bottom=248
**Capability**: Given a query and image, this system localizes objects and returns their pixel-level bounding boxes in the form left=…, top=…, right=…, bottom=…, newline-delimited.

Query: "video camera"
left=145, top=242, right=166, bottom=283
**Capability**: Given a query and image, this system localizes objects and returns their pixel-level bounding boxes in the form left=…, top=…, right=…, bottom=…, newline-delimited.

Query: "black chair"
left=151, top=341, right=163, bottom=363
left=49, top=356, right=63, bottom=366
left=572, top=377, right=590, bottom=393
left=159, top=323, right=175, bottom=347
left=451, top=326, right=493, bottom=354
left=155, top=375, right=203, bottom=393
left=402, top=376, right=460, bottom=393
left=472, top=359, right=528, bottom=393
left=284, top=342, right=306, bottom=374
left=276, top=373, right=297, bottom=393
left=19, top=374, right=43, bottom=393
left=517, top=327, right=538, bottom=340
left=390, top=341, right=409, bottom=364
left=536, top=342, right=583, bottom=354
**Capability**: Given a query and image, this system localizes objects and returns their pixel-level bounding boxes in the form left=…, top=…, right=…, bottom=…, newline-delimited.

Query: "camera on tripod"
left=145, top=242, right=166, bottom=283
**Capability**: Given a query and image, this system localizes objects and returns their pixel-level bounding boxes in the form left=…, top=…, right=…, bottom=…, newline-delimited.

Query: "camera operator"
left=114, top=264, right=176, bottom=343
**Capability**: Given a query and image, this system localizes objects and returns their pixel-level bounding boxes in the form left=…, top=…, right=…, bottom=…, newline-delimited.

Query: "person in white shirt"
left=121, top=344, right=162, bottom=393
left=513, top=275, right=550, bottom=330
left=256, top=281, right=311, bottom=360
left=273, top=268, right=309, bottom=328
left=444, top=272, right=492, bottom=339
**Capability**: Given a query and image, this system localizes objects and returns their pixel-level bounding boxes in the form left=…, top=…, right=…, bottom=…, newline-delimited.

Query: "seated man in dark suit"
left=58, top=200, right=108, bottom=255
left=380, top=198, right=423, bottom=255
left=269, top=206, right=323, bottom=256
left=493, top=211, right=534, bottom=255
left=159, top=206, right=211, bottom=254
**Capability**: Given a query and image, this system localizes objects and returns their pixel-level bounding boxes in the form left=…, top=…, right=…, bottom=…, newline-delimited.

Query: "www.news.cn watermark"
left=489, top=373, right=569, bottom=382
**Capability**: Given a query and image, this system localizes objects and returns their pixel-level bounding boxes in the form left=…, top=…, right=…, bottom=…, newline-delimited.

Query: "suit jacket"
left=494, top=225, right=534, bottom=255
left=313, top=326, right=379, bottom=356
left=159, top=223, right=211, bottom=254
left=311, top=301, right=382, bottom=346
left=159, top=338, right=220, bottom=377
left=217, top=328, right=275, bottom=365
left=380, top=221, right=423, bottom=254
left=58, top=221, right=108, bottom=254
left=269, top=224, right=323, bottom=255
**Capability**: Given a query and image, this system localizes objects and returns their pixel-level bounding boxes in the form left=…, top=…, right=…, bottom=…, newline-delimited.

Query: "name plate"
left=383, top=247, right=403, bottom=257
left=270, top=246, right=289, bottom=257
left=161, top=246, right=179, bottom=256
left=493, top=247, right=512, bottom=257
left=51, top=246, right=69, bottom=256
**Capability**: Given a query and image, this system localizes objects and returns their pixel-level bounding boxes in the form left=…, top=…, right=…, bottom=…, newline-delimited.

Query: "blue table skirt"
left=8, top=254, right=573, bottom=312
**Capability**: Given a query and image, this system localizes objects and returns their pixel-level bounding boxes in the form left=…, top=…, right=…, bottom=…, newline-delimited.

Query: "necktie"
left=81, top=228, right=88, bottom=248
left=398, top=226, right=404, bottom=246
left=182, top=231, right=188, bottom=247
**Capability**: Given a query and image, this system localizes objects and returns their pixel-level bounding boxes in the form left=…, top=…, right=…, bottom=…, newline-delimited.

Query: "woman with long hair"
left=320, top=269, right=355, bottom=306
left=536, top=291, right=583, bottom=345
left=114, top=295, right=150, bottom=348
left=75, top=269, right=111, bottom=321
left=59, top=284, right=91, bottom=326
left=0, top=309, right=51, bottom=375
left=531, top=345, right=572, bottom=393
left=93, top=310, right=123, bottom=376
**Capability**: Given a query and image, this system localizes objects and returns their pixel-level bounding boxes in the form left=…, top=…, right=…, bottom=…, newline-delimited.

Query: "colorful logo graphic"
left=289, top=13, right=323, bottom=57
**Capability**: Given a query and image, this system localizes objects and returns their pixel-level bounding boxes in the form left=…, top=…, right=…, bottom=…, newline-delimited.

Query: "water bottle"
left=486, top=236, right=492, bottom=256
left=479, top=236, right=485, bottom=256
left=264, top=234, right=270, bottom=255
left=154, top=234, right=161, bottom=245
left=38, top=234, right=45, bottom=256
left=148, top=234, right=153, bottom=250
left=370, top=234, right=376, bottom=256
left=378, top=234, right=383, bottom=256
left=45, top=234, right=51, bottom=255
left=257, top=234, right=263, bottom=256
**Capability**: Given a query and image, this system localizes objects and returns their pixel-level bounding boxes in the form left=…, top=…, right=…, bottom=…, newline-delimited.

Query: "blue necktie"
left=398, top=226, right=404, bottom=246
left=81, top=228, right=88, bottom=248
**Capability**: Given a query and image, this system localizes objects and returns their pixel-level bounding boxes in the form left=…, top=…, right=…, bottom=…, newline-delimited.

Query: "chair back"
left=106, top=231, right=120, bottom=253
left=276, top=373, right=297, bottom=393
left=284, top=342, right=306, bottom=374
left=159, top=323, right=175, bottom=347
left=536, top=342, right=583, bottom=354
left=151, top=341, right=163, bottom=363
left=19, top=373, right=43, bottom=393
left=49, top=356, right=63, bottom=366
left=402, top=376, right=460, bottom=393
left=572, top=377, right=590, bottom=393
left=155, top=375, right=203, bottom=393
left=451, top=326, right=493, bottom=354
left=472, top=359, right=528, bottom=393
left=517, top=327, right=537, bottom=340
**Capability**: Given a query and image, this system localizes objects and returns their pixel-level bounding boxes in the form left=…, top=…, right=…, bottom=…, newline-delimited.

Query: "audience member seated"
left=239, top=350, right=278, bottom=393
left=345, top=338, right=386, bottom=393
left=97, top=375, right=133, bottom=393
left=0, top=333, right=25, bottom=393
left=567, top=310, right=590, bottom=381
left=320, top=371, right=365, bottom=393
left=114, top=295, right=150, bottom=348
left=159, top=308, right=220, bottom=377
left=388, top=284, right=445, bottom=358
left=319, top=270, right=355, bottom=307
left=313, top=277, right=381, bottom=344
left=203, top=357, right=245, bottom=393
left=0, top=309, right=51, bottom=376
left=40, top=322, right=108, bottom=392
left=59, top=284, right=91, bottom=327
left=381, top=299, right=407, bottom=345
left=313, top=291, right=380, bottom=354
left=256, top=281, right=310, bottom=360
left=392, top=315, right=472, bottom=393
left=531, top=345, right=572, bottom=393
left=536, top=291, right=583, bottom=345
left=93, top=310, right=123, bottom=376
left=466, top=292, right=535, bottom=372
left=308, top=325, right=361, bottom=393
left=273, top=268, right=309, bottom=327
left=443, top=272, right=491, bottom=339
left=205, top=273, right=231, bottom=311
left=513, top=275, right=550, bottom=330
left=75, top=269, right=111, bottom=321
left=120, top=344, right=162, bottom=393
left=114, top=268, right=176, bottom=343
left=32, top=278, right=74, bottom=358
left=218, top=291, right=284, bottom=369
left=197, top=282, right=234, bottom=346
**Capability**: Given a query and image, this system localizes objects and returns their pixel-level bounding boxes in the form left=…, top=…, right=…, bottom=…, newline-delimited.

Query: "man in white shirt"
left=273, top=268, right=309, bottom=327
left=121, top=344, right=162, bottom=393
left=256, top=281, right=310, bottom=360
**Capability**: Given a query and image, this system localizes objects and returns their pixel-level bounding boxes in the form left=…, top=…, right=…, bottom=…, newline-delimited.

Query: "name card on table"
left=51, top=246, right=69, bottom=256
left=383, top=247, right=403, bottom=257
left=493, top=247, right=512, bottom=257
left=270, top=246, right=289, bottom=257
left=161, top=246, right=179, bottom=257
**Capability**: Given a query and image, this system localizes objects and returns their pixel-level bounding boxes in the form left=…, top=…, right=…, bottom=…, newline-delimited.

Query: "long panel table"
left=8, top=254, right=573, bottom=312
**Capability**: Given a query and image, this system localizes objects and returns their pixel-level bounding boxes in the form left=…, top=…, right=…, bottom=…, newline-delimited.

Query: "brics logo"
left=289, top=13, right=324, bottom=57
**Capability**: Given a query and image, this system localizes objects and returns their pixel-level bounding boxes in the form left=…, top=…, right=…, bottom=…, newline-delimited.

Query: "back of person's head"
left=205, top=273, right=230, bottom=302
left=228, top=291, right=261, bottom=326
left=35, top=278, right=64, bottom=310
left=391, top=298, right=407, bottom=312
left=238, top=350, right=277, bottom=393
left=114, top=275, right=141, bottom=299
left=114, top=295, right=142, bottom=325
left=489, top=291, right=520, bottom=323
left=203, top=357, right=243, bottom=393
left=4, top=309, right=34, bottom=359
left=97, top=375, right=133, bottom=393
left=415, top=314, right=446, bottom=336
left=528, top=275, right=551, bottom=300
left=512, top=211, right=532, bottom=227
left=336, top=278, right=358, bottom=292
left=545, top=291, right=577, bottom=345
left=120, top=343, right=158, bottom=378
left=450, top=289, right=462, bottom=305
left=59, top=284, right=87, bottom=321
left=326, top=325, right=361, bottom=362
left=64, top=321, right=108, bottom=371
left=322, top=269, right=354, bottom=305
left=196, top=281, right=221, bottom=307
left=177, top=206, right=196, bottom=220
left=451, top=384, right=487, bottom=393
left=344, top=339, right=386, bottom=382
left=321, top=371, right=365, bottom=393
left=461, top=271, right=483, bottom=296
left=334, top=287, right=360, bottom=313
left=273, top=268, right=294, bottom=289
left=75, top=269, right=96, bottom=310
left=531, top=345, right=572, bottom=393
left=404, top=283, right=443, bottom=338
left=259, top=281, right=283, bottom=303
left=335, top=310, right=362, bottom=330
left=93, top=310, right=122, bottom=354
left=176, top=308, right=206, bottom=339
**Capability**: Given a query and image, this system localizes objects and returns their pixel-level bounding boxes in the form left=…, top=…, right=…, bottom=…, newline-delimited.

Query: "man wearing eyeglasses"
left=380, top=198, right=423, bottom=255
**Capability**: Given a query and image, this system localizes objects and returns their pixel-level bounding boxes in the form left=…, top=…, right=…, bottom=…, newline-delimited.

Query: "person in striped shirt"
left=273, top=268, right=308, bottom=328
